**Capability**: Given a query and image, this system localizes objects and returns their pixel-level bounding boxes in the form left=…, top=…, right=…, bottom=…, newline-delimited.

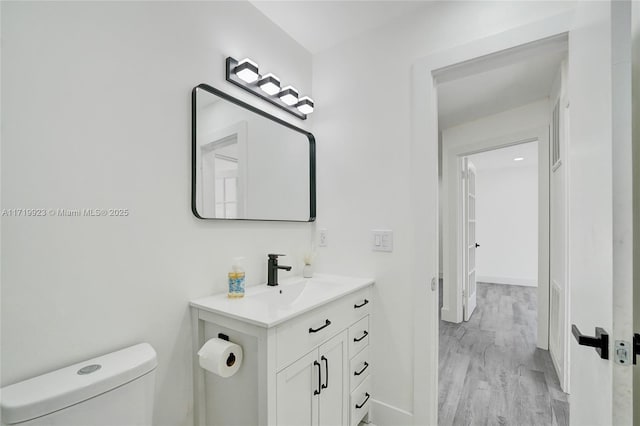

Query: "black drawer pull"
left=354, top=299, right=369, bottom=309
left=353, top=330, right=369, bottom=342
left=354, top=361, right=369, bottom=376
left=309, top=319, right=331, bottom=333
left=355, top=392, right=370, bottom=409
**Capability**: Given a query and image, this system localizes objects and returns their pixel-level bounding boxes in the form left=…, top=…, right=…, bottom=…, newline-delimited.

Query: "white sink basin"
left=249, top=278, right=345, bottom=308
left=190, top=274, right=374, bottom=328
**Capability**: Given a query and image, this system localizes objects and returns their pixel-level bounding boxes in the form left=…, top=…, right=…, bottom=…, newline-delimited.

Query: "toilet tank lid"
left=0, top=343, right=157, bottom=425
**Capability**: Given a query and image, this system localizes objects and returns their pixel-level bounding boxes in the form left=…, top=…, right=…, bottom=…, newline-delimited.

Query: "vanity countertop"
left=190, top=274, right=374, bottom=328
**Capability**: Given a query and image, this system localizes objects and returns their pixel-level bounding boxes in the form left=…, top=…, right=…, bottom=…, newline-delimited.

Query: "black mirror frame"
left=191, top=83, right=316, bottom=222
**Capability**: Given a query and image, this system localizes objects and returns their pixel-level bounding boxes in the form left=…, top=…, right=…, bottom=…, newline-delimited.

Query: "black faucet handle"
left=268, top=253, right=286, bottom=259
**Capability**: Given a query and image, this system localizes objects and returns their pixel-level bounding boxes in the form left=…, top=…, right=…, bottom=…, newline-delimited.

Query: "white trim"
left=410, top=11, right=572, bottom=424
left=370, top=399, right=412, bottom=426
left=476, top=276, right=538, bottom=287
left=441, top=127, right=549, bottom=347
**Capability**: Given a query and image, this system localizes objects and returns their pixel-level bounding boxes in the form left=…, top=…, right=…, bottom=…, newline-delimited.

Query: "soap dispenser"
left=228, top=257, right=246, bottom=298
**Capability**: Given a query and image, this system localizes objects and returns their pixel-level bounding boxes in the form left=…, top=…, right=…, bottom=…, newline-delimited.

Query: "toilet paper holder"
left=218, top=333, right=230, bottom=341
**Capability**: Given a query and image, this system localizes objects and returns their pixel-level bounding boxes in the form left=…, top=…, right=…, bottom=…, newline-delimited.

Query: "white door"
left=318, top=332, right=348, bottom=426
left=568, top=2, right=633, bottom=424
left=276, top=350, right=319, bottom=426
left=463, top=159, right=477, bottom=321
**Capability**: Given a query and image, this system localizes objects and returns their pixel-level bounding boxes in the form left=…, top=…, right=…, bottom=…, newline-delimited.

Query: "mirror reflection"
left=192, top=85, right=315, bottom=221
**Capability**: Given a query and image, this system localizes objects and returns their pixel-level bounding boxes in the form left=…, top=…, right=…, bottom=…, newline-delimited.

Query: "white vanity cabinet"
left=190, top=275, right=373, bottom=426
left=276, top=331, right=347, bottom=426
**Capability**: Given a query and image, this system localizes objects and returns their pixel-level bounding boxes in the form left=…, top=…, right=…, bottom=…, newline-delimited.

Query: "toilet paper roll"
left=197, top=338, right=243, bottom=378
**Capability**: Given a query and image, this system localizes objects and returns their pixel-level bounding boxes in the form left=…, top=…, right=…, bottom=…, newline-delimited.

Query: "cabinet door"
left=318, top=331, right=348, bottom=426
left=276, top=350, right=319, bottom=426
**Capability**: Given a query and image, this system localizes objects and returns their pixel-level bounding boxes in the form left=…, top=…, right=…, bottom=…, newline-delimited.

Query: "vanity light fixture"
left=225, top=56, right=313, bottom=120
left=296, top=96, right=314, bottom=114
left=278, top=86, right=299, bottom=106
left=234, top=58, right=259, bottom=83
left=258, top=73, right=281, bottom=95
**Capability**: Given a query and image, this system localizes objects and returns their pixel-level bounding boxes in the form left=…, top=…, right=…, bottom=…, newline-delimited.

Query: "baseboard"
left=476, top=275, right=537, bottom=287
left=370, top=399, right=412, bottom=426
left=440, top=306, right=458, bottom=323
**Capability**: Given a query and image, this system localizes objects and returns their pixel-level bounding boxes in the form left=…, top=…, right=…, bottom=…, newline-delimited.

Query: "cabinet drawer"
left=350, top=376, right=371, bottom=426
left=346, top=288, right=371, bottom=325
left=350, top=346, right=370, bottom=391
left=276, top=287, right=371, bottom=371
left=348, top=316, right=369, bottom=356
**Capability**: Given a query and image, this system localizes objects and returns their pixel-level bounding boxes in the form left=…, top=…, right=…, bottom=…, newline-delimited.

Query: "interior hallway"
left=438, top=282, right=569, bottom=425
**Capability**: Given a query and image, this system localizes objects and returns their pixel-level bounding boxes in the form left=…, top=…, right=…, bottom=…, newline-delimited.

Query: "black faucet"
left=267, top=254, right=292, bottom=286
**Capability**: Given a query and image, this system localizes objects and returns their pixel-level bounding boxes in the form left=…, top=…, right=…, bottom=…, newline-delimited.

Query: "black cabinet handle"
left=353, top=330, right=369, bottom=342
left=309, top=319, right=331, bottom=333
left=475, top=243, right=480, bottom=248
left=571, top=324, right=609, bottom=360
left=321, top=355, right=328, bottom=389
left=354, top=361, right=369, bottom=376
left=355, top=392, right=370, bottom=409
left=354, top=299, right=369, bottom=309
left=313, top=361, right=321, bottom=395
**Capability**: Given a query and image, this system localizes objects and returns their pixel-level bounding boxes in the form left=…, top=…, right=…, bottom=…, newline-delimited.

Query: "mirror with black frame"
left=192, top=84, right=315, bottom=221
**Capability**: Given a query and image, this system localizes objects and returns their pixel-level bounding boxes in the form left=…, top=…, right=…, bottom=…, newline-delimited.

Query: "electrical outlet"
left=372, top=229, right=393, bottom=252
left=319, top=229, right=328, bottom=247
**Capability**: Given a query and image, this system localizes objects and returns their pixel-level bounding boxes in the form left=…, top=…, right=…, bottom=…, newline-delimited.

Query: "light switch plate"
left=372, top=229, right=393, bottom=252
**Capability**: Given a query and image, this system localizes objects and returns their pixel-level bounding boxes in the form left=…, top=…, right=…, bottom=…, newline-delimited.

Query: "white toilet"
left=0, top=343, right=157, bottom=425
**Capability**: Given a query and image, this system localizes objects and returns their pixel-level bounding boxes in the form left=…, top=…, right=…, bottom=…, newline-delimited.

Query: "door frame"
left=409, top=12, right=572, bottom=425
left=445, top=132, right=549, bottom=349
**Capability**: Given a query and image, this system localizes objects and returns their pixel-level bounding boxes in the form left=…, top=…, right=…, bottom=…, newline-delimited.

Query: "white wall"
left=473, top=158, right=538, bottom=287
left=311, top=2, right=574, bottom=422
left=1, top=2, right=313, bottom=425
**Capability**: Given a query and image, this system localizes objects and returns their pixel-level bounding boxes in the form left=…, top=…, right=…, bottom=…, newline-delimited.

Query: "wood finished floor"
left=438, top=282, right=569, bottom=426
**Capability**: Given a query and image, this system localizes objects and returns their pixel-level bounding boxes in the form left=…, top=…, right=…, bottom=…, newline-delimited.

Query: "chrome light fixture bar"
left=226, top=57, right=311, bottom=120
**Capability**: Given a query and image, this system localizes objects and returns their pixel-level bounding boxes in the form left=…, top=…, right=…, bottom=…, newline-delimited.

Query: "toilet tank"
left=0, top=343, right=157, bottom=426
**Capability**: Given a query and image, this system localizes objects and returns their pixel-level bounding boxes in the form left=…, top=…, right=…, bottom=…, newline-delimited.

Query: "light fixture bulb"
left=279, top=86, right=299, bottom=106
left=234, top=58, right=259, bottom=83
left=514, top=157, right=524, bottom=161
left=296, top=96, right=314, bottom=114
left=258, top=73, right=281, bottom=96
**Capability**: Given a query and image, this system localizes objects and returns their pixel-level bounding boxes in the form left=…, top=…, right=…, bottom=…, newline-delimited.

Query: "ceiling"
left=249, top=1, right=566, bottom=130
left=468, top=140, right=538, bottom=171
left=436, top=37, right=567, bottom=129
left=437, top=41, right=566, bottom=129
left=249, top=1, right=433, bottom=54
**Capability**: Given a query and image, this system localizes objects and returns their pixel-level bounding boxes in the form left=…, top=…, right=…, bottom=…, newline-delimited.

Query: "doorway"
left=434, top=32, right=568, bottom=425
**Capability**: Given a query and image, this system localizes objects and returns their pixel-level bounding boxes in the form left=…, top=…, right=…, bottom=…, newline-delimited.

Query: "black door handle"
left=572, top=324, right=609, bottom=360
left=321, top=355, right=328, bottom=389
left=309, top=319, right=331, bottom=333
left=475, top=243, right=480, bottom=248
left=313, top=361, right=321, bottom=395
left=355, top=392, right=370, bottom=409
